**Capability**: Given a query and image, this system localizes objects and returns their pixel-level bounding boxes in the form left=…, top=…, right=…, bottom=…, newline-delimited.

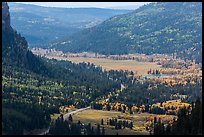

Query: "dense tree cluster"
left=49, top=115, right=105, bottom=135
left=109, top=80, right=202, bottom=109
left=92, top=75, right=201, bottom=115
left=2, top=101, right=50, bottom=135
left=2, top=60, right=129, bottom=134
left=107, top=118, right=133, bottom=130
left=147, top=69, right=160, bottom=75
left=153, top=99, right=202, bottom=135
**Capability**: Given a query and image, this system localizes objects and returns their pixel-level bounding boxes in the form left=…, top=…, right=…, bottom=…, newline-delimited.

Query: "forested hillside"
left=53, top=2, right=202, bottom=63
left=2, top=2, right=202, bottom=135
left=8, top=2, right=131, bottom=46
left=153, top=99, right=202, bottom=135
left=2, top=2, right=122, bottom=134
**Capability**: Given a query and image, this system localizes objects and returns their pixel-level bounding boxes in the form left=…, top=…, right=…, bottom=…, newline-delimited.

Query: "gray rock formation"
left=2, top=2, right=11, bottom=31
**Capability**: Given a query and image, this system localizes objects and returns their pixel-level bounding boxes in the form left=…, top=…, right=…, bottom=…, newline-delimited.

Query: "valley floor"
left=47, top=56, right=161, bottom=75
left=51, top=108, right=176, bottom=135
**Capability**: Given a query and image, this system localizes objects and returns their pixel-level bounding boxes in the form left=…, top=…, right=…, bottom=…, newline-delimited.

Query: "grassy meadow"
left=47, top=56, right=161, bottom=75
left=72, top=109, right=149, bottom=135
left=71, top=109, right=175, bottom=135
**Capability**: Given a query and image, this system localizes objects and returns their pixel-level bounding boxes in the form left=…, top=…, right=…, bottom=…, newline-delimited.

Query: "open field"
left=71, top=109, right=176, bottom=135
left=72, top=109, right=149, bottom=135
left=47, top=56, right=161, bottom=75
left=51, top=108, right=77, bottom=120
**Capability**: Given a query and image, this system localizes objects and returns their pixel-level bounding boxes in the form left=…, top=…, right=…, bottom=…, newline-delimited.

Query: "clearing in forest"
left=71, top=109, right=175, bottom=135
left=47, top=56, right=161, bottom=75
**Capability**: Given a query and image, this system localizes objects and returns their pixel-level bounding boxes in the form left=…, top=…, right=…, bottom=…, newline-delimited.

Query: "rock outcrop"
left=2, top=2, right=49, bottom=74
left=2, top=2, right=30, bottom=68
left=2, top=2, right=11, bottom=31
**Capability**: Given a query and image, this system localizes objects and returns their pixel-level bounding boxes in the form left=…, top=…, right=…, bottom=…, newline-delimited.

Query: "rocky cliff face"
left=2, top=2, right=11, bottom=31
left=2, top=2, right=49, bottom=74
left=2, top=2, right=29, bottom=67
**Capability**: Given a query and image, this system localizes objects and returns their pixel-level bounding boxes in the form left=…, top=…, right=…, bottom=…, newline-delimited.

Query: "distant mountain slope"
left=8, top=2, right=132, bottom=46
left=53, top=2, right=202, bottom=63
left=108, top=4, right=143, bottom=10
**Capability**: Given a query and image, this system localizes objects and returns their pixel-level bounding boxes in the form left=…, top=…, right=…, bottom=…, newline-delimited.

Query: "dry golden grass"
left=72, top=109, right=152, bottom=135
left=47, top=56, right=161, bottom=75
left=51, top=108, right=176, bottom=135
left=51, top=113, right=61, bottom=120
left=51, top=108, right=77, bottom=120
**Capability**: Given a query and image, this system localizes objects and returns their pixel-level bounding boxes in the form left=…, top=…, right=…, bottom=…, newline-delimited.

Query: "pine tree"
left=101, top=119, right=104, bottom=125
left=68, top=114, right=73, bottom=122
left=129, top=121, right=133, bottom=129
left=78, top=120, right=81, bottom=125
left=102, top=127, right=105, bottom=135
left=106, top=104, right=111, bottom=111
left=60, top=114, right=64, bottom=121
left=91, top=127, right=94, bottom=135
left=96, top=124, right=101, bottom=135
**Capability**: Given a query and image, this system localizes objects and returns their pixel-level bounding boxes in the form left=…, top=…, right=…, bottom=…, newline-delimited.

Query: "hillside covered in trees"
left=9, top=2, right=131, bottom=46
left=153, top=99, right=202, bottom=135
left=2, top=2, right=202, bottom=135
left=52, top=2, right=202, bottom=63
left=2, top=2, right=122, bottom=134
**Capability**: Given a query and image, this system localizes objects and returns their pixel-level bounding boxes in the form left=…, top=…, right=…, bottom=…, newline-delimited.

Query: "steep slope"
left=2, top=2, right=122, bottom=134
left=8, top=2, right=132, bottom=46
left=2, top=1, right=121, bottom=107
left=53, top=2, right=202, bottom=63
left=2, top=2, right=49, bottom=74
